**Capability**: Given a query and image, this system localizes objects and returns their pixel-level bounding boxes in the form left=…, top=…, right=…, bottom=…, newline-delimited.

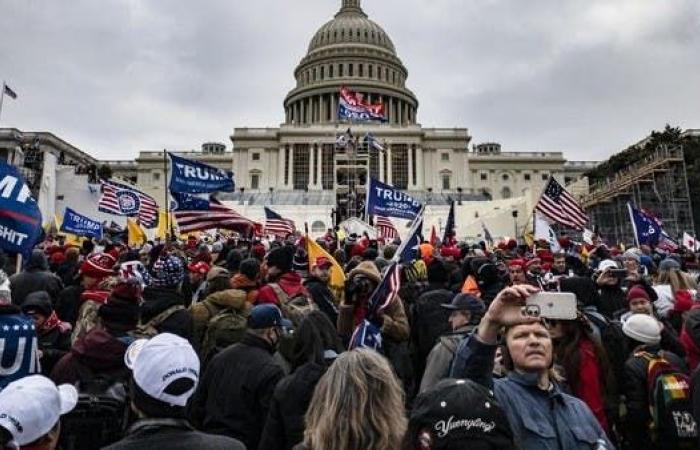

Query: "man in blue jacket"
left=450, top=284, right=614, bottom=450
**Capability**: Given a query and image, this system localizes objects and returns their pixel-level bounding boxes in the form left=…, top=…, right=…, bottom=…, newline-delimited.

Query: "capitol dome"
left=284, top=0, right=418, bottom=126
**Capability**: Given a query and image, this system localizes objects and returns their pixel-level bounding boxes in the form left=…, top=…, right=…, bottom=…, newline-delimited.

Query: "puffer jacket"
left=450, top=335, right=613, bottom=450
left=230, top=273, right=258, bottom=304
left=190, top=289, right=250, bottom=350
left=140, top=286, right=193, bottom=343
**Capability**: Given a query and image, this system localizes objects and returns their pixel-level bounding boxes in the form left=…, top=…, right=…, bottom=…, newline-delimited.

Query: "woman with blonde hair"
left=298, top=348, right=407, bottom=450
left=653, top=258, right=697, bottom=323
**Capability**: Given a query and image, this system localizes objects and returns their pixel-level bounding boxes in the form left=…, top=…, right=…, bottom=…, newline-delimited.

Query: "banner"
left=0, top=161, right=43, bottom=256
left=169, top=153, right=235, bottom=193
left=683, top=232, right=700, bottom=251
left=395, top=209, right=424, bottom=264
left=337, top=86, right=387, bottom=123
left=534, top=213, right=561, bottom=252
left=627, top=203, right=661, bottom=246
left=366, top=177, right=422, bottom=220
left=60, top=207, right=103, bottom=239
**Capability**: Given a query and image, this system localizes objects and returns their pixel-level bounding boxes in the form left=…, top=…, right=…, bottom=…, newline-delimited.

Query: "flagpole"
left=627, top=202, right=640, bottom=248
left=0, top=81, right=5, bottom=124
left=163, top=149, right=170, bottom=242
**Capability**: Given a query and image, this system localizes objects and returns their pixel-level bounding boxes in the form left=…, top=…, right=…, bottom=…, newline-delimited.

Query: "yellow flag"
left=307, top=237, right=345, bottom=289
left=523, top=231, right=534, bottom=248
left=127, top=218, right=147, bottom=247
left=155, top=210, right=173, bottom=241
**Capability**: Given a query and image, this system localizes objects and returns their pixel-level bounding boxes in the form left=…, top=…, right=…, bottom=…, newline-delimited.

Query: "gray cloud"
left=1, top=0, right=698, bottom=161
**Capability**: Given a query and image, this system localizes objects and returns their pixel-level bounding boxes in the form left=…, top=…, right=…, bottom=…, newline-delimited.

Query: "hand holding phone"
left=525, top=292, right=577, bottom=320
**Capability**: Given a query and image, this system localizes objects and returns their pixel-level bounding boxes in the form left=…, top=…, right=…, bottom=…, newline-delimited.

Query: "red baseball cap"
left=313, top=257, right=333, bottom=269
left=187, top=261, right=210, bottom=275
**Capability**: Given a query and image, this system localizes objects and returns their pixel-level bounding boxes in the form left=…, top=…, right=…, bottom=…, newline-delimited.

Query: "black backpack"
left=58, top=365, right=130, bottom=450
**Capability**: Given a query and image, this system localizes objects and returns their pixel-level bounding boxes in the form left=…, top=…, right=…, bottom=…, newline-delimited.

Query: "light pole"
left=512, top=210, right=518, bottom=242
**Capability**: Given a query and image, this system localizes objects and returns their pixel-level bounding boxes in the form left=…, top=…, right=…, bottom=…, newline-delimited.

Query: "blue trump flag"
left=60, top=207, right=103, bottom=239
left=366, top=177, right=422, bottom=220
left=0, top=161, right=43, bottom=256
left=627, top=202, right=661, bottom=246
left=169, top=153, right=235, bottom=193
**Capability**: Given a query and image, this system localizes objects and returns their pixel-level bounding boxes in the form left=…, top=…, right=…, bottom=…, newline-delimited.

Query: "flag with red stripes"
left=264, top=207, right=295, bottom=238
left=535, top=177, right=588, bottom=230
left=171, top=192, right=258, bottom=234
left=375, top=215, right=398, bottom=240
left=98, top=179, right=159, bottom=228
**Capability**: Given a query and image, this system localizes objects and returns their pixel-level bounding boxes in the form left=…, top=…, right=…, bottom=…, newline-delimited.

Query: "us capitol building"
left=127, top=0, right=595, bottom=222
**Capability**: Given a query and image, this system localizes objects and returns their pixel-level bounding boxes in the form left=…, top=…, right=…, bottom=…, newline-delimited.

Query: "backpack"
left=638, top=351, right=698, bottom=447
left=200, top=301, right=249, bottom=360
left=132, top=304, right=185, bottom=339
left=268, top=283, right=317, bottom=327
left=58, top=366, right=130, bottom=450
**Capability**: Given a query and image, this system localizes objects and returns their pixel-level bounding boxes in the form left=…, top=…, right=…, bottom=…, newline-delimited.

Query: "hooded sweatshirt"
left=9, top=250, right=63, bottom=305
left=50, top=327, right=131, bottom=386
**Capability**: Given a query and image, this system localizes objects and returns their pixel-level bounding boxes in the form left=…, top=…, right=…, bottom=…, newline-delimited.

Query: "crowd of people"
left=1, top=228, right=700, bottom=449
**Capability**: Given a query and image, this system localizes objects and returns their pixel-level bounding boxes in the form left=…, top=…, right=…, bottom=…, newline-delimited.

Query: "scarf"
left=80, top=289, right=111, bottom=305
left=38, top=310, right=72, bottom=335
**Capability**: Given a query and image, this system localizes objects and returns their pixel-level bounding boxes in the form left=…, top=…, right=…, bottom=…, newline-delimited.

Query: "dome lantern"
left=337, top=0, right=366, bottom=17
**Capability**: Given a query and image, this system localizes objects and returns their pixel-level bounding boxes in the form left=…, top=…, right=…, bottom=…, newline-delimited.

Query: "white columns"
left=407, top=144, right=414, bottom=189
left=308, top=144, right=315, bottom=190
left=387, top=144, right=393, bottom=184
left=278, top=146, right=286, bottom=189
left=379, top=147, right=385, bottom=182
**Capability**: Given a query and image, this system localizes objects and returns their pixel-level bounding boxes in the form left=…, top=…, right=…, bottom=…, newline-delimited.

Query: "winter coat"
left=410, top=286, right=453, bottom=380
left=419, top=325, right=474, bottom=393
left=653, top=284, right=676, bottom=319
left=50, top=327, right=131, bottom=386
left=140, top=286, right=193, bottom=342
left=188, top=332, right=285, bottom=450
left=190, top=289, right=250, bottom=350
left=256, top=272, right=308, bottom=306
left=259, top=360, right=333, bottom=450
left=231, top=273, right=259, bottom=304
left=56, top=260, right=79, bottom=287
left=71, top=288, right=111, bottom=344
left=597, top=285, right=627, bottom=319
left=622, top=345, right=686, bottom=448
left=681, top=306, right=700, bottom=371
left=303, top=277, right=339, bottom=326
left=9, top=266, right=63, bottom=306
left=0, top=304, right=40, bottom=390
left=450, top=335, right=613, bottom=450
left=21, top=291, right=72, bottom=375
left=337, top=295, right=410, bottom=342
left=55, top=284, right=84, bottom=327
left=103, top=418, right=245, bottom=450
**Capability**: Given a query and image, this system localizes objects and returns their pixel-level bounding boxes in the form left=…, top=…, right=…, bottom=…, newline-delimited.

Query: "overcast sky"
left=1, top=0, right=699, bottom=161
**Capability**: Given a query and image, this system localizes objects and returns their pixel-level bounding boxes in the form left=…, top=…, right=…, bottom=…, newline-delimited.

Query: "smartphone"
left=608, top=269, right=628, bottom=279
left=525, top=292, right=577, bottom=320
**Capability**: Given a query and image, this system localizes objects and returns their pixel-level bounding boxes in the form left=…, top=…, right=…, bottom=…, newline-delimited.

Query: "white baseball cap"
left=598, top=259, right=619, bottom=272
left=124, top=333, right=200, bottom=407
left=0, top=375, right=78, bottom=445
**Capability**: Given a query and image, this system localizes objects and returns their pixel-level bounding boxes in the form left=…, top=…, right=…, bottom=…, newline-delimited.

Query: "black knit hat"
left=99, top=280, right=141, bottom=332
left=266, top=245, right=295, bottom=273
left=407, top=379, right=514, bottom=450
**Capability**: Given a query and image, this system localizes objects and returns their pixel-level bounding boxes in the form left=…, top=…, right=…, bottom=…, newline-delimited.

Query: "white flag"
left=535, top=213, right=561, bottom=252
left=683, top=232, right=700, bottom=251
left=582, top=228, right=594, bottom=246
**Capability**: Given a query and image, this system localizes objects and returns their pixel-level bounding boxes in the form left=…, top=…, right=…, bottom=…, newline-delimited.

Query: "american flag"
left=172, top=192, right=257, bottom=234
left=375, top=215, right=397, bottom=240
left=535, top=177, right=588, bottom=230
left=264, top=207, right=295, bottom=238
left=368, top=261, right=401, bottom=317
left=98, top=179, right=159, bottom=228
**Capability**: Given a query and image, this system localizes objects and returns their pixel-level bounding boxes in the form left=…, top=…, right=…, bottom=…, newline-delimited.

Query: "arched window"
left=501, top=186, right=512, bottom=199
left=311, top=221, right=326, bottom=233
left=502, top=174, right=509, bottom=181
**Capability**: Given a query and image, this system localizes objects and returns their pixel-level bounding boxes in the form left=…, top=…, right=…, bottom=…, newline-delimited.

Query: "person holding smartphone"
left=450, top=285, right=613, bottom=450
left=594, top=260, right=627, bottom=319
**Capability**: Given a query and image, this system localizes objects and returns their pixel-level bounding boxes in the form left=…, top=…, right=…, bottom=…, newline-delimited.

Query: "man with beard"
left=303, top=257, right=339, bottom=326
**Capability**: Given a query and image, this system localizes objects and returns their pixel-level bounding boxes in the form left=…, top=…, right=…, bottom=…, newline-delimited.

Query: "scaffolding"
left=581, top=145, right=694, bottom=245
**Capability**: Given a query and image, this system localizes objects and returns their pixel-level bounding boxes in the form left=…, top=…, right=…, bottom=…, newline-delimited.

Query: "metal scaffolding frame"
left=581, top=144, right=695, bottom=244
